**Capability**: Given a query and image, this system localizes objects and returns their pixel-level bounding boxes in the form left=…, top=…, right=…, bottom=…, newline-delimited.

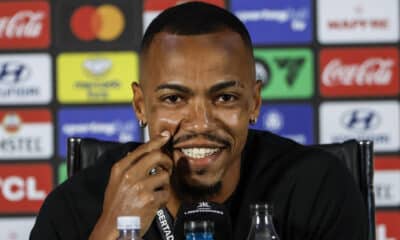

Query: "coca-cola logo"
left=0, top=11, right=45, bottom=39
left=0, top=2, right=50, bottom=49
left=319, top=48, right=399, bottom=97
left=322, top=58, right=394, bottom=86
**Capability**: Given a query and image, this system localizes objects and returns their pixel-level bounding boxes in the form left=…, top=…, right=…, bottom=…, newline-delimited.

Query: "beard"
left=170, top=157, right=222, bottom=203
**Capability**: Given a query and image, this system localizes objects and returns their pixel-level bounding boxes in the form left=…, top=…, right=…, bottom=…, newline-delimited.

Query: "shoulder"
left=245, top=129, right=342, bottom=173
left=243, top=129, right=355, bottom=191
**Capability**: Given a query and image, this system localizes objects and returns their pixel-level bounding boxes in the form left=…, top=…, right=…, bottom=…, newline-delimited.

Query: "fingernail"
left=161, top=130, right=170, bottom=138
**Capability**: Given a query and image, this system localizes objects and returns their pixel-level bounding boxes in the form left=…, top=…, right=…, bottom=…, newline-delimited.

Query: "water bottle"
left=184, top=220, right=215, bottom=240
left=246, top=204, right=280, bottom=240
left=116, top=216, right=142, bottom=240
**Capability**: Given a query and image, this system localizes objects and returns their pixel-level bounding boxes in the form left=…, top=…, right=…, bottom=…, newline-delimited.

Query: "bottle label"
left=185, top=232, right=214, bottom=240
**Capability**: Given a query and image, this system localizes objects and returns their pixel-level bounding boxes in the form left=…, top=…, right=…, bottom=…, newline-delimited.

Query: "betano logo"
left=70, top=4, right=125, bottom=42
left=57, top=52, right=138, bottom=103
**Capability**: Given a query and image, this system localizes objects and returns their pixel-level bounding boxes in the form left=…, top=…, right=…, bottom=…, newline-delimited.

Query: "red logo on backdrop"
left=0, top=164, right=52, bottom=214
left=70, top=4, right=125, bottom=42
left=376, top=211, right=400, bottom=240
left=319, top=48, right=399, bottom=97
left=144, top=0, right=225, bottom=10
left=0, top=1, right=50, bottom=49
left=328, top=5, right=388, bottom=30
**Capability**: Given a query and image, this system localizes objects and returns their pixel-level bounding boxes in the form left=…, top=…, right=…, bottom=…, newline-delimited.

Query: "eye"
left=163, top=94, right=183, bottom=104
left=217, top=94, right=237, bottom=102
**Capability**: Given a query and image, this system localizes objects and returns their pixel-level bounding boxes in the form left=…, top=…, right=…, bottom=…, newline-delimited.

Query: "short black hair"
left=141, top=1, right=253, bottom=53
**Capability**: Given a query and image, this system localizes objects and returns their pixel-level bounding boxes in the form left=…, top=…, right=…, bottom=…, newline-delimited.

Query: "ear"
left=250, top=80, right=262, bottom=120
left=131, top=82, right=146, bottom=123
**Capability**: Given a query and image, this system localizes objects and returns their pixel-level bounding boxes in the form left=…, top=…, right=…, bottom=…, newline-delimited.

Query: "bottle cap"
left=117, top=216, right=141, bottom=230
left=184, top=220, right=214, bottom=233
left=250, top=203, right=273, bottom=214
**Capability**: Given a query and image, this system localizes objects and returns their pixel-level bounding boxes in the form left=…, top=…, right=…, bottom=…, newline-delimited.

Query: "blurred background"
left=0, top=0, right=399, bottom=239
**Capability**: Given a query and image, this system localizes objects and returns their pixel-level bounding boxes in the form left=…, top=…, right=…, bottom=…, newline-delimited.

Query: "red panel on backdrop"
left=319, top=48, right=399, bottom=97
left=0, top=1, right=50, bottom=49
left=376, top=211, right=400, bottom=240
left=374, top=156, right=400, bottom=208
left=0, top=164, right=53, bottom=214
left=375, top=156, right=400, bottom=169
left=0, top=109, right=51, bottom=123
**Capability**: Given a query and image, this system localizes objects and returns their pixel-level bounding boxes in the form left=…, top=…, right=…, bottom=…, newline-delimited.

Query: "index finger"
left=118, top=131, right=171, bottom=171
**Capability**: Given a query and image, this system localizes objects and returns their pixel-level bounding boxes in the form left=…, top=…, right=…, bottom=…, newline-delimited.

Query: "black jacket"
left=30, top=130, right=368, bottom=240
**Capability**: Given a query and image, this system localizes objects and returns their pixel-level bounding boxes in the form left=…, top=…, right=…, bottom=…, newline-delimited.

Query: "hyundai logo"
left=340, top=109, right=381, bottom=132
left=0, top=62, right=30, bottom=84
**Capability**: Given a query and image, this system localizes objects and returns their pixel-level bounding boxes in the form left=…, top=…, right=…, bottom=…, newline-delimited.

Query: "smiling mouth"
left=180, top=147, right=221, bottom=159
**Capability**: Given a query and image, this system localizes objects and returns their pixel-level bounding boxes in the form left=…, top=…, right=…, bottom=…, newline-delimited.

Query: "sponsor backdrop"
left=0, top=0, right=399, bottom=238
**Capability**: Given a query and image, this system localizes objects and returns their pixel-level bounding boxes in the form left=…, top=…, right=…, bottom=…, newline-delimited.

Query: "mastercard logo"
left=70, top=4, right=125, bottom=42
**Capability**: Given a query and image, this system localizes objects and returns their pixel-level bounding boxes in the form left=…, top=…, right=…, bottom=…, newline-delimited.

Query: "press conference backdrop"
left=0, top=0, right=399, bottom=239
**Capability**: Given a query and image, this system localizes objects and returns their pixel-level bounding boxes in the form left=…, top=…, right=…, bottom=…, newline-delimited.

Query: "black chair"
left=67, top=137, right=376, bottom=240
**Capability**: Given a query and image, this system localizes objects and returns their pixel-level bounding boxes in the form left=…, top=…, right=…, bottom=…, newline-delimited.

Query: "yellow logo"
left=57, top=52, right=138, bottom=103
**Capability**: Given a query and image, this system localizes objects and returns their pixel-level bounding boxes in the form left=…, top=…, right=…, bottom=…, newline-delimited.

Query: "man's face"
left=134, top=30, right=261, bottom=199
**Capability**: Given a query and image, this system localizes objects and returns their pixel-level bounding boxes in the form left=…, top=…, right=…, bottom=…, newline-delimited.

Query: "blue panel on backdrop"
left=58, top=107, right=142, bottom=157
left=250, top=104, right=314, bottom=145
left=231, top=0, right=313, bottom=45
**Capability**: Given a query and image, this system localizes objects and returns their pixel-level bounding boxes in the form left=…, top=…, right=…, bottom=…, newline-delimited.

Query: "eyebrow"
left=209, top=80, right=243, bottom=93
left=155, top=84, right=193, bottom=94
left=155, top=80, right=243, bottom=94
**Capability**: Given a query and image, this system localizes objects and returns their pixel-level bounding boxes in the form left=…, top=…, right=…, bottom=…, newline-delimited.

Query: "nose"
left=182, top=98, right=215, bottom=132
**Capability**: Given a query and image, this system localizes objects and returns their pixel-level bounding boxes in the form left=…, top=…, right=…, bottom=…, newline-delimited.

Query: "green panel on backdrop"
left=254, top=48, right=314, bottom=99
left=58, top=163, right=67, bottom=184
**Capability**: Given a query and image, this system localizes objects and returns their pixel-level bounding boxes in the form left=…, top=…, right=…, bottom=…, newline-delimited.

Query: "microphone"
left=174, top=201, right=232, bottom=240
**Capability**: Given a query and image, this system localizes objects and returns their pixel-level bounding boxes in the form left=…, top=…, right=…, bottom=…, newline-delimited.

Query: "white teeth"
left=181, top=148, right=220, bottom=159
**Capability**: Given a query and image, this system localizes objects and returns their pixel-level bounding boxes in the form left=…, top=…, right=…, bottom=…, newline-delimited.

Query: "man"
left=30, top=2, right=367, bottom=240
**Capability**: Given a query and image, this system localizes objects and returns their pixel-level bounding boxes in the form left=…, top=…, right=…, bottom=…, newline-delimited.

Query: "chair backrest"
left=313, top=140, right=375, bottom=240
left=67, top=137, right=123, bottom=178
left=67, top=137, right=376, bottom=240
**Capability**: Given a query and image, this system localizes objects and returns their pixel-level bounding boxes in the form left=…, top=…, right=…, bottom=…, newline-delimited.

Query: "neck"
left=167, top=158, right=241, bottom=218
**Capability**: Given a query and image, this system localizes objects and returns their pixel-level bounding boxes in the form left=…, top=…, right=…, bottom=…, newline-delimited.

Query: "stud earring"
left=139, top=120, right=147, bottom=128
left=249, top=117, right=257, bottom=125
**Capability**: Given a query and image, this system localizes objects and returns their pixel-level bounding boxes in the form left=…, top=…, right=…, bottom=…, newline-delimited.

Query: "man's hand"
left=89, top=131, right=173, bottom=240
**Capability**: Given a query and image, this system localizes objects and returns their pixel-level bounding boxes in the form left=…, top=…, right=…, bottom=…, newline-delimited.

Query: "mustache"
left=172, top=133, right=231, bottom=147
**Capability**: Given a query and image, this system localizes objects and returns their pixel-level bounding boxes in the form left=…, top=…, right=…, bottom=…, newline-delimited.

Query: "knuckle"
left=111, top=164, right=122, bottom=176
left=143, top=144, right=155, bottom=154
left=111, top=162, right=120, bottom=172
left=140, top=192, right=155, bottom=205
left=123, top=172, right=130, bottom=181
left=132, top=182, right=144, bottom=193
left=147, top=195, right=156, bottom=204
